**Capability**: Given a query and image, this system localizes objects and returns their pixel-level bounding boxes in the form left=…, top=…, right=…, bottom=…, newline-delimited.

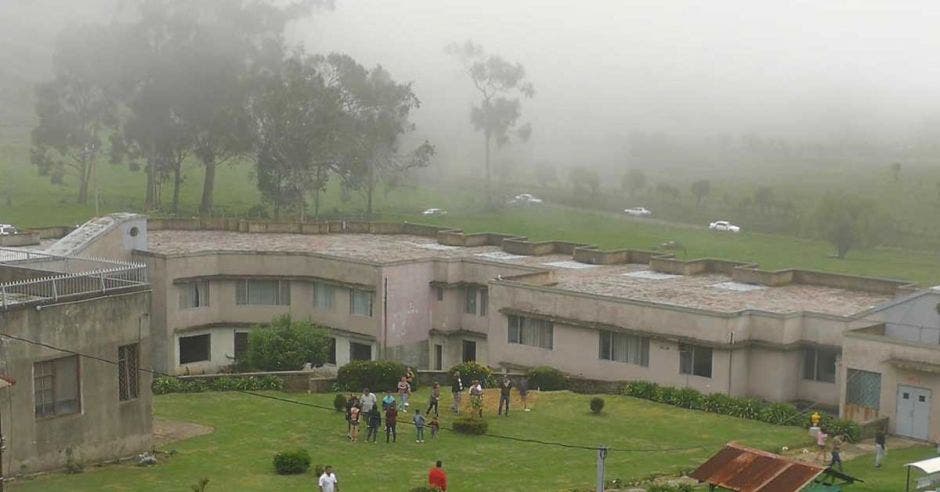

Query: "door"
left=897, top=385, right=932, bottom=440
left=462, top=340, right=476, bottom=362
left=434, top=344, right=443, bottom=370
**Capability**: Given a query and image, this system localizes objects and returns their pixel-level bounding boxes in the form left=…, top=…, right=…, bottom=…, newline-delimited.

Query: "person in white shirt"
left=318, top=466, right=338, bottom=492
left=360, top=388, right=377, bottom=414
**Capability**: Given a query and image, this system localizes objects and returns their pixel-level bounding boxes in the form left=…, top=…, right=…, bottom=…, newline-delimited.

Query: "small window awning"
left=906, top=456, right=940, bottom=474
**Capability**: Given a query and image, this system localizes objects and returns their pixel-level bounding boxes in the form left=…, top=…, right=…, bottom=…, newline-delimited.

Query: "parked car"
left=421, top=208, right=448, bottom=216
left=624, top=207, right=652, bottom=217
left=0, top=224, right=18, bottom=235
left=708, top=220, right=741, bottom=233
left=509, top=193, right=544, bottom=205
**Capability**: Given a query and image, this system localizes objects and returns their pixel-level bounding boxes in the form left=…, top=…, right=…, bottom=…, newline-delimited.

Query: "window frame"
left=33, top=355, right=81, bottom=419
left=178, top=280, right=210, bottom=309
left=465, top=287, right=477, bottom=314
left=507, top=315, right=554, bottom=350
left=479, top=288, right=488, bottom=316
left=179, top=333, right=212, bottom=365
left=435, top=286, right=444, bottom=302
left=350, top=342, right=372, bottom=361
left=803, top=347, right=838, bottom=383
left=118, top=343, right=140, bottom=402
left=349, top=289, right=374, bottom=317
left=235, top=279, right=291, bottom=306
left=679, top=343, right=713, bottom=378
left=312, top=281, right=335, bottom=311
left=598, top=330, right=650, bottom=367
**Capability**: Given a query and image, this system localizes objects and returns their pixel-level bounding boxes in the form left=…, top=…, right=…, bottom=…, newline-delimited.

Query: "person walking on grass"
left=451, top=370, right=463, bottom=415
left=498, top=376, right=513, bottom=416
left=349, top=403, right=361, bottom=442
left=318, top=465, right=339, bottom=492
left=429, top=415, right=440, bottom=439
left=815, top=429, right=828, bottom=463
left=367, top=407, right=382, bottom=443
left=428, top=460, right=448, bottom=491
left=518, top=377, right=530, bottom=412
left=398, top=376, right=412, bottom=412
left=427, top=382, right=441, bottom=417
left=469, top=379, right=484, bottom=418
left=360, top=387, right=377, bottom=415
left=830, top=435, right=844, bottom=472
left=413, top=409, right=426, bottom=443
left=874, top=429, right=887, bottom=468
left=385, top=403, right=398, bottom=443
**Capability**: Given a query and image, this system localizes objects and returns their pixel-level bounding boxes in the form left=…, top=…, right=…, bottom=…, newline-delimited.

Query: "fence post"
left=50, top=277, right=58, bottom=301
left=596, top=445, right=607, bottom=492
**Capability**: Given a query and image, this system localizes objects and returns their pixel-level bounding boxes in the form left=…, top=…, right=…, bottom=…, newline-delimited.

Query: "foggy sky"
left=293, top=1, right=940, bottom=164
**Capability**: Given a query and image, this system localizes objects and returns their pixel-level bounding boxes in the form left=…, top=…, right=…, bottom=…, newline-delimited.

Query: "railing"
left=0, top=263, right=148, bottom=309
left=0, top=247, right=136, bottom=274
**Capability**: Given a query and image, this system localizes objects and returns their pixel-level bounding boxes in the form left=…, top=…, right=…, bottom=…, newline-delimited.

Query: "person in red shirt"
left=428, top=460, right=447, bottom=491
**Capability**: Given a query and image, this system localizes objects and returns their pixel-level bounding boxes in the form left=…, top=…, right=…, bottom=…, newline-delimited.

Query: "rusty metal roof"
left=690, top=443, right=826, bottom=492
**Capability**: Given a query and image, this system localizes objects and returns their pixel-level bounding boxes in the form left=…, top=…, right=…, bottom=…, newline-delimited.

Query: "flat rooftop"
left=146, top=230, right=894, bottom=316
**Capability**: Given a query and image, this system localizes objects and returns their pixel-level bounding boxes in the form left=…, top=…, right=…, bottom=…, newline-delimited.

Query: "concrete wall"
left=0, top=291, right=152, bottom=475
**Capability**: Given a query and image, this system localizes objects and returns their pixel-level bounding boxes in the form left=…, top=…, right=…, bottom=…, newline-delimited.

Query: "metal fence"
left=0, top=247, right=136, bottom=274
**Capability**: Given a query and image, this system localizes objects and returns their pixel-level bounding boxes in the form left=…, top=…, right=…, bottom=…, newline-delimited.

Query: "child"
left=815, top=429, right=828, bottom=463
left=427, top=382, right=441, bottom=417
left=385, top=403, right=398, bottom=443
left=349, top=403, right=361, bottom=442
left=413, top=409, right=426, bottom=443
left=398, top=376, right=412, bottom=412
left=367, top=407, right=382, bottom=443
left=429, top=416, right=440, bottom=439
left=469, top=379, right=484, bottom=418
left=345, top=395, right=358, bottom=439
left=830, top=435, right=844, bottom=471
left=382, top=390, right=396, bottom=411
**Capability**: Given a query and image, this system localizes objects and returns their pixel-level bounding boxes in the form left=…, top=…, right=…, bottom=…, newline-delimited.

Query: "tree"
left=690, top=179, right=711, bottom=205
left=31, top=25, right=120, bottom=205
left=569, top=167, right=599, bottom=194
left=324, top=53, right=434, bottom=218
left=446, top=40, right=534, bottom=206
left=535, top=161, right=558, bottom=187
left=244, top=315, right=333, bottom=371
left=655, top=182, right=680, bottom=201
left=622, top=169, right=646, bottom=195
left=812, top=194, right=885, bottom=259
left=890, top=162, right=901, bottom=182
left=754, top=186, right=775, bottom=214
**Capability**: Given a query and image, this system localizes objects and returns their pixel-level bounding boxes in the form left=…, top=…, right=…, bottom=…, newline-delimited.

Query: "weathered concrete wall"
left=0, top=291, right=152, bottom=475
left=0, top=232, right=41, bottom=247
left=382, top=261, right=435, bottom=366
left=46, top=213, right=146, bottom=261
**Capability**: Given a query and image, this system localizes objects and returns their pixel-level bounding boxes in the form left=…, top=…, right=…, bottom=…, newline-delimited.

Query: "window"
left=479, top=288, right=488, bottom=316
left=235, top=279, right=290, bottom=306
left=434, top=344, right=443, bottom=370
left=313, top=282, right=335, bottom=311
left=350, top=342, right=372, bottom=361
left=846, top=369, right=881, bottom=410
left=507, top=315, right=553, bottom=349
left=234, top=332, right=249, bottom=361
left=179, top=334, right=211, bottom=364
left=326, top=338, right=337, bottom=365
left=465, top=287, right=477, bottom=314
left=679, top=344, right=712, bottom=378
left=118, top=344, right=139, bottom=401
left=34, top=356, right=80, bottom=418
left=350, top=289, right=373, bottom=317
left=436, top=287, right=444, bottom=301
left=599, top=331, right=649, bottom=366
left=803, top=348, right=838, bottom=383
left=179, top=281, right=209, bottom=309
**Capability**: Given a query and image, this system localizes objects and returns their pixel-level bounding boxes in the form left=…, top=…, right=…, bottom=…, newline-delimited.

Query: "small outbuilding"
left=904, top=456, right=940, bottom=491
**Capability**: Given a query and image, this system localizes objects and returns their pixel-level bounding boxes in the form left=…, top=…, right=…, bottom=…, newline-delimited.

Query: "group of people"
left=450, top=370, right=529, bottom=417
left=317, top=460, right=448, bottom=492
left=815, top=427, right=889, bottom=471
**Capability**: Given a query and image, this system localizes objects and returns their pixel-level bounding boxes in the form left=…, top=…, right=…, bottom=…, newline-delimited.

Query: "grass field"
left=9, top=390, right=935, bottom=491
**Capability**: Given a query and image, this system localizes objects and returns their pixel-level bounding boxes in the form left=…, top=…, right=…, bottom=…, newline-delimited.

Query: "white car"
left=510, top=193, right=544, bottom=205
left=0, top=224, right=18, bottom=236
left=421, top=208, right=447, bottom=217
left=709, top=220, right=741, bottom=233
left=624, top=207, right=652, bottom=217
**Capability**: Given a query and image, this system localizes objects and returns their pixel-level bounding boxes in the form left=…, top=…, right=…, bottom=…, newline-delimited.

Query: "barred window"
left=235, top=279, right=290, bottom=306
left=34, top=356, right=80, bottom=418
left=118, top=343, right=139, bottom=401
left=679, top=344, right=712, bottom=378
left=179, top=334, right=211, bottom=364
left=313, top=282, right=335, bottom=311
left=803, top=348, right=838, bottom=383
left=179, top=281, right=209, bottom=309
left=599, top=331, right=649, bottom=367
left=350, top=289, right=373, bottom=317
left=234, top=333, right=249, bottom=362
left=846, top=368, right=881, bottom=410
left=507, top=315, right=553, bottom=350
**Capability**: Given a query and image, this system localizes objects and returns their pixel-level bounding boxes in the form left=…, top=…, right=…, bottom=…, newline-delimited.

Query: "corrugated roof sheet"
left=690, top=443, right=826, bottom=492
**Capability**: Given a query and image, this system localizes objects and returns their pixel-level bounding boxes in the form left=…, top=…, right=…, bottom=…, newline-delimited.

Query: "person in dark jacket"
left=451, top=371, right=463, bottom=415
left=498, top=376, right=513, bottom=416
left=366, top=407, right=382, bottom=443
left=385, top=403, right=398, bottom=443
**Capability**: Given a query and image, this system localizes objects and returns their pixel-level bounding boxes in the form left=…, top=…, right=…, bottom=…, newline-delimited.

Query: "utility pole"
left=596, top=445, right=608, bottom=492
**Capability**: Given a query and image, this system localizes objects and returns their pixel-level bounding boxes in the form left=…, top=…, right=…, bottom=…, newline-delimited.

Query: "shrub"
left=272, top=449, right=311, bottom=475
left=245, top=315, right=333, bottom=371
left=759, top=402, right=801, bottom=426
left=333, top=393, right=348, bottom=412
left=590, top=397, right=605, bottom=414
left=816, top=414, right=861, bottom=442
left=527, top=366, right=567, bottom=391
left=151, top=375, right=284, bottom=395
left=623, top=381, right=658, bottom=400
left=646, top=484, right=693, bottom=492
left=452, top=416, right=488, bottom=435
left=450, top=361, right=494, bottom=387
left=337, top=360, right=406, bottom=393
left=702, top=393, right=736, bottom=414
left=673, top=388, right=703, bottom=410
left=729, top=398, right=765, bottom=420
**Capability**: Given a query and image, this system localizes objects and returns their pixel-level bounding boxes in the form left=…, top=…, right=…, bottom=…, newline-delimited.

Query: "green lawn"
left=12, top=390, right=813, bottom=491
left=847, top=445, right=939, bottom=492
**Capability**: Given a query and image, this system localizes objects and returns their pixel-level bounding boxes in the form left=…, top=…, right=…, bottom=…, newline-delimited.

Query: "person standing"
left=367, top=407, right=382, bottom=443
left=830, top=435, right=844, bottom=472
left=382, top=390, right=396, bottom=411
left=360, top=388, right=377, bottom=415
left=451, top=371, right=464, bottom=415
left=398, top=376, right=412, bottom=412
left=349, top=404, right=361, bottom=442
left=498, top=376, right=513, bottom=416
left=429, top=416, right=440, bottom=439
left=428, top=460, right=448, bottom=491
left=318, top=465, right=339, bottom=492
left=406, top=366, right=417, bottom=391
left=344, top=395, right=358, bottom=439
left=874, top=429, right=887, bottom=468
left=469, top=379, right=484, bottom=418
left=815, top=429, right=828, bottom=463
left=427, top=382, right=441, bottom=417
left=518, top=377, right=530, bottom=412
left=385, top=403, right=398, bottom=443
left=413, top=409, right=426, bottom=443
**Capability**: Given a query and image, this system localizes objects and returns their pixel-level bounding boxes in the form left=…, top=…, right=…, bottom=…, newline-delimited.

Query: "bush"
left=452, top=416, right=488, bottom=435
left=272, top=449, right=311, bottom=475
left=409, top=487, right=441, bottom=492
left=646, top=484, right=693, bottom=492
left=245, top=315, right=333, bottom=371
left=527, top=366, right=567, bottom=391
left=151, top=375, right=284, bottom=395
left=590, top=397, right=605, bottom=414
left=623, top=380, right=658, bottom=400
left=702, top=393, right=736, bottom=414
left=337, top=360, right=406, bottom=393
left=333, top=393, right=348, bottom=412
left=673, top=388, right=703, bottom=410
left=450, top=361, right=494, bottom=387
left=759, top=402, right=802, bottom=426
left=816, top=414, right=862, bottom=442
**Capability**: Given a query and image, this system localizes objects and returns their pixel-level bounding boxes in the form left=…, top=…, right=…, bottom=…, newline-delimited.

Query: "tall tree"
left=691, top=179, right=711, bottom=206
left=623, top=169, right=646, bottom=195
left=324, top=53, right=434, bottom=218
left=446, top=40, right=534, bottom=206
left=31, top=25, right=119, bottom=205
left=812, top=194, right=885, bottom=258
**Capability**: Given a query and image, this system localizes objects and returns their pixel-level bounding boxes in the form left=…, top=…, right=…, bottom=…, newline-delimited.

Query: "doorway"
left=897, top=385, right=932, bottom=440
left=462, top=340, right=476, bottom=362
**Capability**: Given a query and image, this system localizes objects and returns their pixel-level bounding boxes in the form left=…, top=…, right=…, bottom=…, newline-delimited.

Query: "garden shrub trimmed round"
left=452, top=416, right=488, bottom=435
left=449, top=361, right=494, bottom=387
left=590, top=397, right=605, bottom=414
left=527, top=366, right=567, bottom=391
left=333, top=393, right=348, bottom=412
left=336, top=360, right=406, bottom=392
left=273, top=449, right=311, bottom=475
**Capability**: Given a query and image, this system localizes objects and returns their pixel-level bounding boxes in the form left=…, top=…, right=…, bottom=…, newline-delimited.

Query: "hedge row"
left=622, top=381, right=860, bottom=441
left=335, top=360, right=406, bottom=392
left=152, top=375, right=284, bottom=394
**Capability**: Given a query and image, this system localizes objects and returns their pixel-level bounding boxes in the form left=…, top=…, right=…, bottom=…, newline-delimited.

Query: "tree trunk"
left=313, top=166, right=323, bottom=220
left=144, top=157, right=156, bottom=211
left=199, top=157, right=216, bottom=216
left=171, top=160, right=182, bottom=216
left=484, top=132, right=492, bottom=207
left=77, top=160, right=90, bottom=204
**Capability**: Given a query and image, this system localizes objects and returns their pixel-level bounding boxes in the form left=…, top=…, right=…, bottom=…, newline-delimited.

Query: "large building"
left=0, top=239, right=152, bottom=475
